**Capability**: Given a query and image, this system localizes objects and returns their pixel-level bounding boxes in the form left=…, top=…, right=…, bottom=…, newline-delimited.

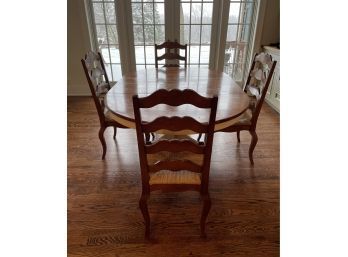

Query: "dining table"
left=105, top=67, right=250, bottom=132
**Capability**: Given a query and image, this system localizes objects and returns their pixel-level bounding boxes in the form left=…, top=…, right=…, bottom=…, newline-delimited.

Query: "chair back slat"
left=142, top=116, right=208, bottom=134
left=148, top=160, right=202, bottom=174
left=145, top=139, right=205, bottom=154
left=138, top=89, right=214, bottom=108
left=157, top=53, right=186, bottom=61
left=155, top=40, right=187, bottom=68
left=133, top=89, right=218, bottom=192
left=156, top=41, right=187, bottom=50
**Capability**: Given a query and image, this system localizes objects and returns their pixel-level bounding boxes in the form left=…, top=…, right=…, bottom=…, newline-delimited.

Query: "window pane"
left=226, top=25, right=238, bottom=42
left=105, top=3, right=116, bottom=23
left=132, top=3, right=143, bottom=24
left=190, top=25, right=201, bottom=44
left=93, top=3, right=104, bottom=24
left=229, top=3, right=240, bottom=23
left=189, top=45, right=199, bottom=64
left=240, top=24, right=251, bottom=41
left=143, top=2, right=154, bottom=24
left=111, top=64, right=122, bottom=81
left=243, top=2, right=254, bottom=24
left=202, top=3, right=213, bottom=24
left=145, top=46, right=155, bottom=64
left=100, top=46, right=111, bottom=63
left=133, top=25, right=144, bottom=44
left=191, top=3, right=201, bottom=24
left=201, top=25, right=211, bottom=44
left=155, top=25, right=165, bottom=44
left=135, top=46, right=145, bottom=64
left=96, top=25, right=107, bottom=44
left=180, top=25, right=190, bottom=44
left=200, top=45, right=210, bottom=64
left=107, top=25, right=118, bottom=44
left=109, top=46, right=120, bottom=63
left=155, top=3, right=165, bottom=24
left=144, top=25, right=154, bottom=45
left=180, top=3, right=191, bottom=24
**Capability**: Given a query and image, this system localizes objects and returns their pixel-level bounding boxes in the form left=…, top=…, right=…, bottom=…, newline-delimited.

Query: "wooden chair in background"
left=133, top=89, right=218, bottom=238
left=155, top=40, right=187, bottom=68
left=81, top=51, right=126, bottom=160
left=219, top=52, right=277, bottom=165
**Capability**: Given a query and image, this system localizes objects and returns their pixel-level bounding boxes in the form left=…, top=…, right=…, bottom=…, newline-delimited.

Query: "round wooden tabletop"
left=105, top=67, right=250, bottom=131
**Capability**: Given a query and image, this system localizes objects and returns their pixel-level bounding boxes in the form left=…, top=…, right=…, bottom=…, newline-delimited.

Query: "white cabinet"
left=264, top=46, right=280, bottom=113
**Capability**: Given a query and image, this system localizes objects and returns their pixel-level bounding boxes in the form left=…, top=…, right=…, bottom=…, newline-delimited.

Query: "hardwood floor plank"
left=68, top=96, right=279, bottom=256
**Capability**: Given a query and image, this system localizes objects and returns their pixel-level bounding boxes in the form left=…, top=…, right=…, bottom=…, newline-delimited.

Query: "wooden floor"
left=68, top=96, right=280, bottom=257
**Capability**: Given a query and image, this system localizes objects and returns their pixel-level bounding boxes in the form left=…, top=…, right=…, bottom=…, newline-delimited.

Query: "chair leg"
left=139, top=194, right=150, bottom=239
left=200, top=193, right=211, bottom=238
left=237, top=131, right=240, bottom=143
left=113, top=126, right=117, bottom=139
left=98, top=127, right=107, bottom=160
left=151, top=132, right=155, bottom=141
left=249, top=130, right=258, bottom=165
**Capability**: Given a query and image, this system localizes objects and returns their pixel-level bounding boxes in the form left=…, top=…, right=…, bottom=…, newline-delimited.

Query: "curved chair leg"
left=98, top=127, right=107, bottom=160
left=200, top=193, right=211, bottom=238
left=139, top=194, right=151, bottom=239
left=113, top=126, right=117, bottom=139
left=151, top=132, right=155, bottom=141
left=249, top=130, right=258, bottom=165
left=237, top=131, right=241, bottom=143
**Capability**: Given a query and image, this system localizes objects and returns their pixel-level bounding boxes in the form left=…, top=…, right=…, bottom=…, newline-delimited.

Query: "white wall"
left=67, top=0, right=92, bottom=96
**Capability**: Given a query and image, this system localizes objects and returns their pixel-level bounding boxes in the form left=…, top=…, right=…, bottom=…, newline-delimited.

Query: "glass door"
left=89, top=0, right=122, bottom=81
left=224, top=0, right=255, bottom=81
left=179, top=0, right=214, bottom=67
left=131, top=0, right=165, bottom=70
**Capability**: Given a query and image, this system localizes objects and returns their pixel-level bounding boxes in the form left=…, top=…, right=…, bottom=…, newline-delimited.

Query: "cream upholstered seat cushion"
left=149, top=170, right=201, bottom=185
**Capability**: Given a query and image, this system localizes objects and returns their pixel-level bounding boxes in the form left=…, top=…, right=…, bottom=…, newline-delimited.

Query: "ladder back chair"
left=155, top=40, right=187, bottom=68
left=133, top=89, right=218, bottom=238
left=219, top=52, right=277, bottom=165
left=81, top=51, right=126, bottom=160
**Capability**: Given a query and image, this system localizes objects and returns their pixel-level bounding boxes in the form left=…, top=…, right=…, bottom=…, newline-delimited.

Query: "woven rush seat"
left=149, top=170, right=201, bottom=185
